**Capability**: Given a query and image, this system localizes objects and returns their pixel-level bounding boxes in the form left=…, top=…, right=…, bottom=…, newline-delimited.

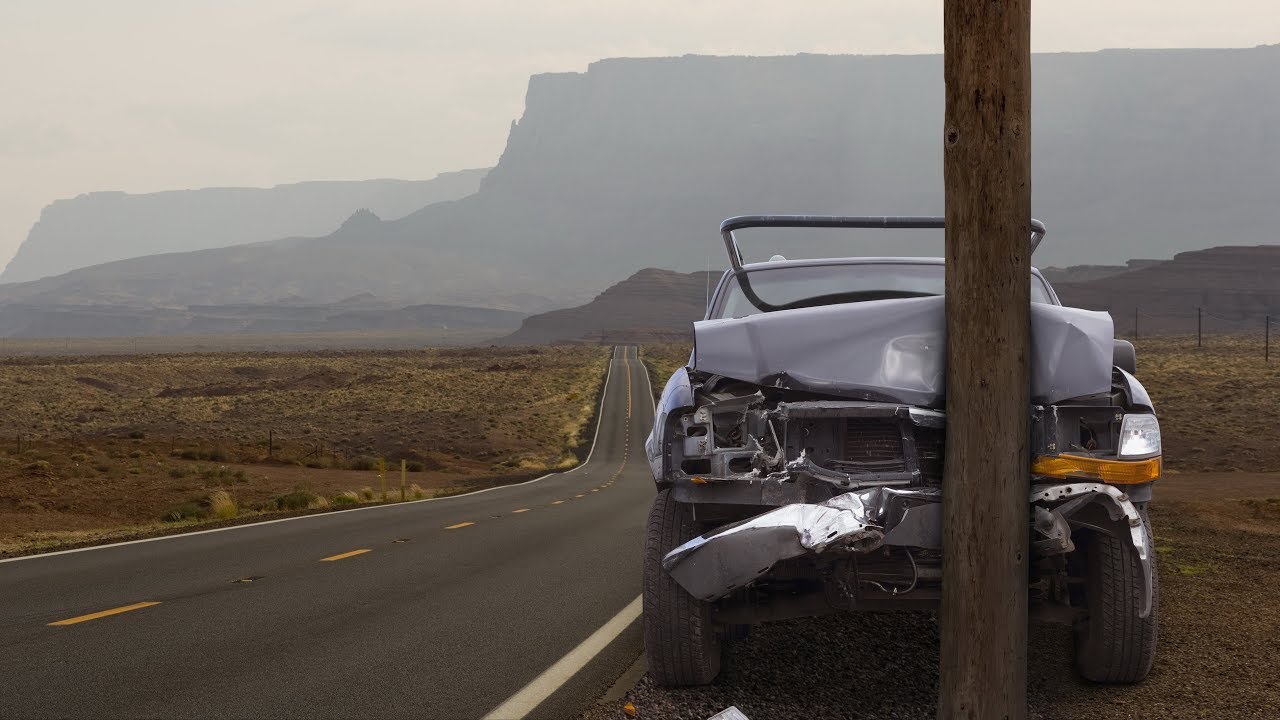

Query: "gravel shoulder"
left=585, top=472, right=1280, bottom=719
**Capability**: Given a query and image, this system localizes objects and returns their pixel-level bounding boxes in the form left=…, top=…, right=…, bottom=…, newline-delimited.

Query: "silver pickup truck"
left=644, top=216, right=1158, bottom=686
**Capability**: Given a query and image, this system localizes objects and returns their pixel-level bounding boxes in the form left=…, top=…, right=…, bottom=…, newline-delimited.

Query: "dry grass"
left=638, top=344, right=690, bottom=402
left=0, top=345, right=609, bottom=552
left=1131, top=335, right=1280, bottom=471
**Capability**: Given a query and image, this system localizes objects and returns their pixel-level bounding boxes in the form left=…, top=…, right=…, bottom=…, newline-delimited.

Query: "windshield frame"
left=705, top=259, right=1061, bottom=319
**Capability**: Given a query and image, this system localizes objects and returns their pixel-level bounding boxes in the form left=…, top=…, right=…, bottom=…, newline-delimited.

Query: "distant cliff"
left=3, top=47, right=1280, bottom=314
left=502, top=268, right=717, bottom=344
left=1, top=169, right=487, bottom=283
left=1055, top=245, right=1280, bottom=334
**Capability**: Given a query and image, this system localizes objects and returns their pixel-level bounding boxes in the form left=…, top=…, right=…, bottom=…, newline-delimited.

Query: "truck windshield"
left=714, top=263, right=1056, bottom=319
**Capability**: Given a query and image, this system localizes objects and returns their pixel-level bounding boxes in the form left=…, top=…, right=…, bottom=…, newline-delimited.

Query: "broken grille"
left=821, top=419, right=946, bottom=485
left=833, top=420, right=907, bottom=474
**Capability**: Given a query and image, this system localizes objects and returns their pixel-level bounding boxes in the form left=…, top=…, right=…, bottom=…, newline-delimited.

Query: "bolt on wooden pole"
left=940, top=0, right=1031, bottom=718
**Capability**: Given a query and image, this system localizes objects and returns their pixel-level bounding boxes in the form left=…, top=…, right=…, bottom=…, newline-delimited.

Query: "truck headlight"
left=1117, top=414, right=1161, bottom=459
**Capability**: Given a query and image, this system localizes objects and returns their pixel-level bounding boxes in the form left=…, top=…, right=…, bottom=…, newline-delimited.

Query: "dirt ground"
left=586, top=472, right=1280, bottom=719
left=0, top=345, right=609, bottom=554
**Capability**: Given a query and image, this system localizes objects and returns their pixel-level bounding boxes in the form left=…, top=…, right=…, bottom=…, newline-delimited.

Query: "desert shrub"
left=129, top=449, right=145, bottom=459
left=267, top=490, right=320, bottom=511
left=168, top=466, right=191, bottom=479
left=206, top=447, right=229, bottom=463
left=304, top=459, right=326, bottom=469
left=70, top=452, right=89, bottom=462
left=349, top=456, right=377, bottom=471
left=127, top=467, right=141, bottom=475
left=359, top=486, right=375, bottom=500
left=404, top=460, right=426, bottom=472
left=94, top=463, right=111, bottom=473
left=177, top=448, right=204, bottom=461
left=161, top=501, right=208, bottom=522
left=233, top=469, right=247, bottom=481
left=207, top=490, right=238, bottom=520
left=409, top=483, right=426, bottom=500
left=24, top=460, right=52, bottom=473
left=333, top=490, right=361, bottom=505
left=127, top=430, right=145, bottom=439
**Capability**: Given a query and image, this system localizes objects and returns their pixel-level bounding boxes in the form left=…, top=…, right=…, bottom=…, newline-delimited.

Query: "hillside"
left=1054, top=245, right=1280, bottom=334
left=2, top=47, right=1279, bottom=316
left=508, top=246, right=1280, bottom=344
left=501, top=268, right=716, bottom=344
left=0, top=169, right=487, bottom=283
left=0, top=298, right=524, bottom=339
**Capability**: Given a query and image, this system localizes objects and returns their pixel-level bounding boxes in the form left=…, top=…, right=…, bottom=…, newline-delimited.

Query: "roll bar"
left=718, top=215, right=1048, bottom=271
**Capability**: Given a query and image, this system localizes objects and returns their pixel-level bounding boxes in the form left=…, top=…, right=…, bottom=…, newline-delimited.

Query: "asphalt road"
left=0, top=346, right=656, bottom=720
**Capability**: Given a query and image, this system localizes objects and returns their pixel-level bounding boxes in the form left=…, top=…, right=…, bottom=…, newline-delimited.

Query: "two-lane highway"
left=0, top=346, right=656, bottom=719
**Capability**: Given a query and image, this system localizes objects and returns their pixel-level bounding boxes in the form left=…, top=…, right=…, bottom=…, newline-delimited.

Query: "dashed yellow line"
left=575, top=494, right=586, bottom=498
left=445, top=521, right=475, bottom=530
left=49, top=601, right=161, bottom=626
left=551, top=500, right=565, bottom=505
left=320, top=549, right=371, bottom=562
left=512, top=508, right=530, bottom=514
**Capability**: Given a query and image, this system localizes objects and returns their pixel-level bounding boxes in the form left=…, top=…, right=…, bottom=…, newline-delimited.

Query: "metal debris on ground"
left=706, top=707, right=749, bottom=720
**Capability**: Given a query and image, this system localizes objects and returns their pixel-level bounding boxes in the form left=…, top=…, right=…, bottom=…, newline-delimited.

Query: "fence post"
left=400, top=459, right=407, bottom=502
left=378, top=458, right=387, bottom=501
left=1197, top=306, right=1202, bottom=348
left=1267, top=316, right=1271, bottom=362
left=1134, top=306, right=1139, bottom=341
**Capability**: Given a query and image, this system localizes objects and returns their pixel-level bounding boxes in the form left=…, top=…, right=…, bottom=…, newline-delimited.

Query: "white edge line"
left=0, top=346, right=624, bottom=565
left=480, top=595, right=643, bottom=720
left=481, top=346, right=656, bottom=720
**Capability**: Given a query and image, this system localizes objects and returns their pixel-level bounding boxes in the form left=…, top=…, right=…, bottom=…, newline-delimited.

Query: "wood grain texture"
left=939, top=1, right=1032, bottom=718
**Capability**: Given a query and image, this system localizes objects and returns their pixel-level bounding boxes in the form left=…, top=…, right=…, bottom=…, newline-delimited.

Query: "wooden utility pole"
left=940, top=1, right=1031, bottom=719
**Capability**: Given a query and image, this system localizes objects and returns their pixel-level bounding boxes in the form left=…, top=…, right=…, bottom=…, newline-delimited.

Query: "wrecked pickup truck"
left=643, top=216, right=1159, bottom=687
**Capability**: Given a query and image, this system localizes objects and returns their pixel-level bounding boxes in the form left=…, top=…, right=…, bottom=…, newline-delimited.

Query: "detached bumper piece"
left=663, top=481, right=1153, bottom=618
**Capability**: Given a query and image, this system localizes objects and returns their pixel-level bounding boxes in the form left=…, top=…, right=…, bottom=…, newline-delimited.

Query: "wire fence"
left=1115, top=306, right=1277, bottom=359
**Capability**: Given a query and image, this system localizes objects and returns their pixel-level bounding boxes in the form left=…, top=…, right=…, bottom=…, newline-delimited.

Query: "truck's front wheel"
left=1074, top=503, right=1159, bottom=683
left=643, top=489, right=722, bottom=686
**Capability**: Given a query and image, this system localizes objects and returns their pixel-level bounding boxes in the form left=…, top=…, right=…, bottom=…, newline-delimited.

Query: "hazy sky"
left=2, top=1, right=1276, bottom=270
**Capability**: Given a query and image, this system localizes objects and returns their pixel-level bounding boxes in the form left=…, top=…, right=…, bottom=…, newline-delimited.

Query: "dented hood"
left=693, top=296, right=1114, bottom=408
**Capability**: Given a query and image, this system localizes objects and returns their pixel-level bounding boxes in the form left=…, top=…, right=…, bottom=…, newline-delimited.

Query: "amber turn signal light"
left=1031, top=454, right=1161, bottom=485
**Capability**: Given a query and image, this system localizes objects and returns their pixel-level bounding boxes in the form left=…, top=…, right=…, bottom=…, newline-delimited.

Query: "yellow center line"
left=49, top=601, right=161, bottom=626
left=551, top=500, right=565, bottom=505
left=575, top=494, right=586, bottom=498
left=512, top=508, right=530, bottom=513
left=591, top=488, right=599, bottom=493
left=445, top=521, right=475, bottom=530
left=320, top=548, right=372, bottom=562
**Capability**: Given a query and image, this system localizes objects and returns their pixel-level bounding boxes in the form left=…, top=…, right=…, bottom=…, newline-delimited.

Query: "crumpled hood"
left=693, top=296, right=1114, bottom=408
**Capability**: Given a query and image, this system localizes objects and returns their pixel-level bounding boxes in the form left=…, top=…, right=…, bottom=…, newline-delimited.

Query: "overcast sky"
left=2, top=1, right=1276, bottom=270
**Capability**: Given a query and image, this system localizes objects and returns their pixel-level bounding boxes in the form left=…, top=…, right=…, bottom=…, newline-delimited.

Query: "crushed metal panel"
left=1028, top=303, right=1115, bottom=404
left=692, top=296, right=1115, bottom=408
left=663, top=492, right=886, bottom=601
left=707, top=708, right=750, bottom=720
left=694, top=296, right=947, bottom=407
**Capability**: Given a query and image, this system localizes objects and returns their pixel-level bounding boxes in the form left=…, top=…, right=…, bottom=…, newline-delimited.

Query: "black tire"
left=643, top=489, right=722, bottom=686
left=1074, top=503, right=1159, bottom=683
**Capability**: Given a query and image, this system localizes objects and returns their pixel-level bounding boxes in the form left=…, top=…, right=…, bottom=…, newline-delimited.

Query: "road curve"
left=0, top=346, right=656, bottom=720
